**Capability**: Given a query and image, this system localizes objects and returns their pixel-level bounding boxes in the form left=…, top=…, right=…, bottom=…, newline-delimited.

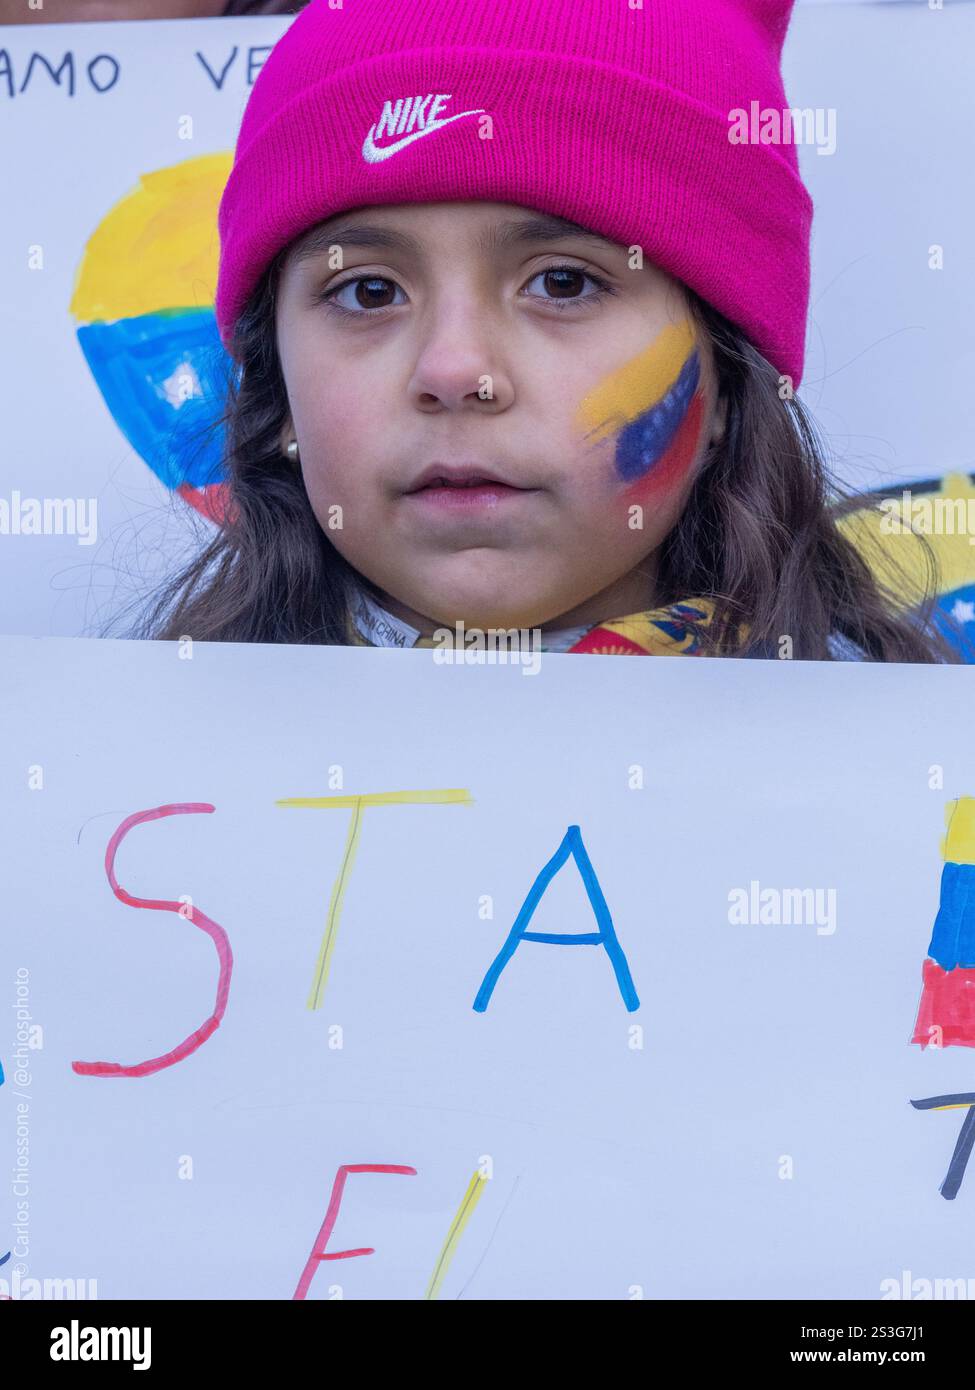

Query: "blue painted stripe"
left=615, top=349, right=701, bottom=484
left=76, top=309, right=229, bottom=491
left=927, top=861, right=975, bottom=970
left=934, top=584, right=975, bottom=664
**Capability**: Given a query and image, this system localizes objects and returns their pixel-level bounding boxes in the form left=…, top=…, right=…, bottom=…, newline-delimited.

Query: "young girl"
left=135, top=0, right=956, bottom=662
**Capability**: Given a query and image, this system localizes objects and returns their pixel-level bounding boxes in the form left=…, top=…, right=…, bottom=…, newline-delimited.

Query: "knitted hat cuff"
left=217, top=39, right=813, bottom=383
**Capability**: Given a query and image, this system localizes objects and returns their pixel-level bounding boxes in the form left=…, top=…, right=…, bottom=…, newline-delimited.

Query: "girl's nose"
left=407, top=306, right=514, bottom=413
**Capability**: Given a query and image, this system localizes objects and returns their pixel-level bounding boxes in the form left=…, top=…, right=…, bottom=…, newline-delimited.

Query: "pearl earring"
left=285, top=440, right=300, bottom=462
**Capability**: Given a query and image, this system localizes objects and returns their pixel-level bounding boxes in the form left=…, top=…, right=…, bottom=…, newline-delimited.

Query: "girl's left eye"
left=316, top=265, right=614, bottom=318
left=523, top=265, right=614, bottom=310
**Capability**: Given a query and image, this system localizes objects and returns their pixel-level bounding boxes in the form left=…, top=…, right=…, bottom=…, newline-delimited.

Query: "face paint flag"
left=573, top=319, right=705, bottom=498
left=69, top=154, right=234, bottom=526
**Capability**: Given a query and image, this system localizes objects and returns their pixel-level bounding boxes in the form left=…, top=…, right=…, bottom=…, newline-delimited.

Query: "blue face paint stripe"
left=614, top=349, right=701, bottom=485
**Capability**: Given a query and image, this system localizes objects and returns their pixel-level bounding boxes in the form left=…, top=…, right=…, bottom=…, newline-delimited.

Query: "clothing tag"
left=351, top=591, right=423, bottom=649
left=352, top=585, right=595, bottom=653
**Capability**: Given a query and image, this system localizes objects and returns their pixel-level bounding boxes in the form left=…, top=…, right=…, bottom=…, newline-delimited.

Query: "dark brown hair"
left=122, top=247, right=959, bottom=662
left=221, top=0, right=310, bottom=15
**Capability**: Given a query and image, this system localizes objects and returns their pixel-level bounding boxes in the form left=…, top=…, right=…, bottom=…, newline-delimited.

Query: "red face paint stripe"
left=620, top=390, right=706, bottom=507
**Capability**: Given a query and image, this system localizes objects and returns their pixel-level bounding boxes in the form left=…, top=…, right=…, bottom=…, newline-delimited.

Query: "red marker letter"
left=72, top=803, right=232, bottom=1078
left=293, top=1163, right=418, bottom=1300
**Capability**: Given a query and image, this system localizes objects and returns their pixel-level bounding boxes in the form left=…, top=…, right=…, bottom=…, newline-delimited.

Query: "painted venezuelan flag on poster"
left=913, top=797, right=975, bottom=1048
left=69, top=154, right=233, bottom=525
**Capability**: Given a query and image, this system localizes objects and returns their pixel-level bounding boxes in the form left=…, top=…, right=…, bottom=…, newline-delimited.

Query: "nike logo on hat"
left=362, top=93, right=485, bottom=163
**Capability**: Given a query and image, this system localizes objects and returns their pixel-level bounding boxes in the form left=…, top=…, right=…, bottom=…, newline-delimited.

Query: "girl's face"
left=274, top=200, right=726, bottom=633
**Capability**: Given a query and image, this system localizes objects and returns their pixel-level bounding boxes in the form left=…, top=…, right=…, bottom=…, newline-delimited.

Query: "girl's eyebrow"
left=287, top=214, right=618, bottom=268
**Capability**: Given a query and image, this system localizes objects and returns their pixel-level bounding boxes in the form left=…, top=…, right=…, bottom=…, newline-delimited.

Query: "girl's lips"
left=404, top=483, right=538, bottom=509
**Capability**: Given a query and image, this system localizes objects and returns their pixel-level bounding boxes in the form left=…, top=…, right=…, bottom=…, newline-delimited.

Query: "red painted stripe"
left=913, top=958, right=975, bottom=1048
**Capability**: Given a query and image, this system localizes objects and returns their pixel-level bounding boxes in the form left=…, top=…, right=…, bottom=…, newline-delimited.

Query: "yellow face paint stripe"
left=574, top=318, right=698, bottom=446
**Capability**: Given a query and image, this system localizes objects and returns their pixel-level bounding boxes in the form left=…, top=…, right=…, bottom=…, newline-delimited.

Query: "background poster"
left=1, top=5, right=974, bottom=642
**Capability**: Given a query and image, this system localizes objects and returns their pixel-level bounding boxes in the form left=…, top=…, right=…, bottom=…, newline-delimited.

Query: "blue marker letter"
left=473, top=825, right=639, bottom=1013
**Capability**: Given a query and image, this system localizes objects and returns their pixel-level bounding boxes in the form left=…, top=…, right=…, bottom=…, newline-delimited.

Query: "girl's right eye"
left=316, top=276, right=405, bottom=318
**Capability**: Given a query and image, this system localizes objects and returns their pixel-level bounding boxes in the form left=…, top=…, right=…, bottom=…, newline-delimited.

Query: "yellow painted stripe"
left=69, top=153, right=232, bottom=322
left=424, top=1169, right=488, bottom=1300
left=941, top=796, right=975, bottom=866
left=278, top=788, right=474, bottom=1008
left=575, top=318, right=696, bottom=446
left=276, top=788, right=474, bottom=809
left=836, top=472, right=975, bottom=612
left=306, top=797, right=364, bottom=1010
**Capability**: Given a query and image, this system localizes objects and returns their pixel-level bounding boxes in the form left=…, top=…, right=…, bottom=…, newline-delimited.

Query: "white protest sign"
left=1, top=637, right=975, bottom=1300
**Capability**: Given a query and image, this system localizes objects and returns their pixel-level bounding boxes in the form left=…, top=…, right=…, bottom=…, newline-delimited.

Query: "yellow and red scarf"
left=557, top=599, right=716, bottom=655
left=347, top=589, right=871, bottom=660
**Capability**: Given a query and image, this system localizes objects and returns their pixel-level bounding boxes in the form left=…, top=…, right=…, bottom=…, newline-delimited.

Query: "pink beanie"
left=216, top=0, right=813, bottom=384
